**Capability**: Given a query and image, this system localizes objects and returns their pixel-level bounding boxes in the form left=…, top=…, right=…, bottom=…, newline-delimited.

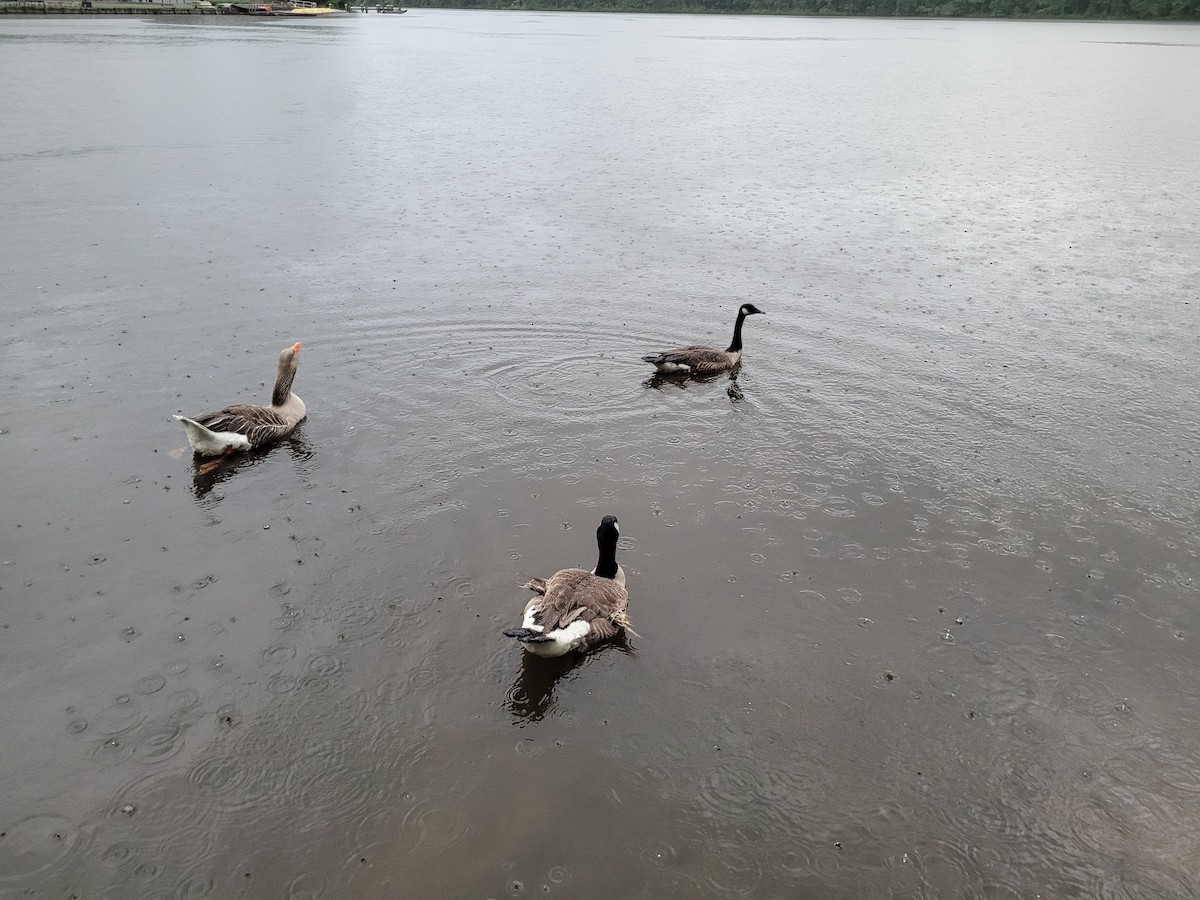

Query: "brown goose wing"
left=194, top=404, right=296, bottom=449
left=537, top=568, right=630, bottom=633
left=585, top=615, right=620, bottom=643
left=653, top=345, right=731, bottom=374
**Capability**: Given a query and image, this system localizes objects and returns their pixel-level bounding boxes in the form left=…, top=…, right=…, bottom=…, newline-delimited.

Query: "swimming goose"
left=642, top=303, right=765, bottom=375
left=504, top=515, right=632, bottom=658
left=174, top=342, right=306, bottom=457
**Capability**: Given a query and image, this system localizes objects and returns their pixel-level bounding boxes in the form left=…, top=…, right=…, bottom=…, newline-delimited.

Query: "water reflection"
left=643, top=371, right=745, bottom=403
left=506, top=653, right=576, bottom=724
left=189, top=432, right=314, bottom=500
left=506, top=637, right=633, bottom=724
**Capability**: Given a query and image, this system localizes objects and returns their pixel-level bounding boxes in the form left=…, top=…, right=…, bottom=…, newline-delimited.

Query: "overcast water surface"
left=1, top=9, right=1199, bottom=898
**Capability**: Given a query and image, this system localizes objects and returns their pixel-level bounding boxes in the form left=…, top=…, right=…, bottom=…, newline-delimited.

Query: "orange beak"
left=291, top=342, right=302, bottom=353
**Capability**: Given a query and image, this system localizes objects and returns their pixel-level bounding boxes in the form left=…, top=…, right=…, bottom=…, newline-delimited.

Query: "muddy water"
left=2, top=10, right=1200, bottom=898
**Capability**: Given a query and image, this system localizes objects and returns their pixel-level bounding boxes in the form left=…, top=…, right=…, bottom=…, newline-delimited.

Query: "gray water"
left=2, top=9, right=1199, bottom=898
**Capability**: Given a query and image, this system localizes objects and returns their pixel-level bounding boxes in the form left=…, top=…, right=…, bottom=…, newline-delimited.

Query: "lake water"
left=1, top=9, right=1199, bottom=897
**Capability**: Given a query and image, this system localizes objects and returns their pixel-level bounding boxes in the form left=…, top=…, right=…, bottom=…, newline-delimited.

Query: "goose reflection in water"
left=643, top=370, right=745, bottom=404
left=506, top=636, right=634, bottom=724
left=186, top=433, right=315, bottom=501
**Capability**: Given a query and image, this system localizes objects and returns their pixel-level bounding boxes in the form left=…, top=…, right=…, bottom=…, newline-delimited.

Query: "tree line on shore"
left=416, top=0, right=1198, bottom=18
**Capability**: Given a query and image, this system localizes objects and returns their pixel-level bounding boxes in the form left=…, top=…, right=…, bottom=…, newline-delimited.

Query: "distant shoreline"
left=1, top=3, right=217, bottom=11
left=0, top=0, right=358, bottom=12
left=410, top=2, right=1200, bottom=19
left=2, top=1, right=1196, bottom=16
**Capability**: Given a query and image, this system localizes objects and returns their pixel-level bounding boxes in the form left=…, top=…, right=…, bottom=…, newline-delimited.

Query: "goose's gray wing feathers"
left=194, top=404, right=299, bottom=449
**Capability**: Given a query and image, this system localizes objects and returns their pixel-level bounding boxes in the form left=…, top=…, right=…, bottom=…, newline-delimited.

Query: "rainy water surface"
left=1, top=10, right=1199, bottom=898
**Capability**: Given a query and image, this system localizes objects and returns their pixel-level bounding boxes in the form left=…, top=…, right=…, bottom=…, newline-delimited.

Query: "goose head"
left=739, top=304, right=765, bottom=317
left=279, top=341, right=302, bottom=367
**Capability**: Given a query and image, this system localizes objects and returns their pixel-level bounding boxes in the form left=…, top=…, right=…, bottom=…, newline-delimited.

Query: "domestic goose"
left=642, top=303, right=765, bottom=374
left=175, top=342, right=306, bottom=457
left=504, top=515, right=633, bottom=658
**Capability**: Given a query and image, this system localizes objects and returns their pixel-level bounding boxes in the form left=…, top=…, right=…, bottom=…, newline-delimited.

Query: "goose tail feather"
left=174, top=415, right=248, bottom=456
left=503, top=627, right=553, bottom=643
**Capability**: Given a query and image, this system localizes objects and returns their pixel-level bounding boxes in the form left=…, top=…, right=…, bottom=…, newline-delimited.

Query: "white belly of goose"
left=656, top=361, right=692, bottom=374
left=517, top=608, right=591, bottom=657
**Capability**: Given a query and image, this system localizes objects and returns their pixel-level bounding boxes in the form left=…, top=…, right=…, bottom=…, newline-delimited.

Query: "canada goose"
left=642, top=303, right=765, bottom=375
left=174, top=342, right=306, bottom=457
left=504, top=515, right=633, bottom=658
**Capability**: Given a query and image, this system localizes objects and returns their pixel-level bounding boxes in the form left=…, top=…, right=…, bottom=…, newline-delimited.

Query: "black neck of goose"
left=594, top=535, right=619, bottom=580
left=272, top=362, right=296, bottom=407
left=726, top=309, right=748, bottom=354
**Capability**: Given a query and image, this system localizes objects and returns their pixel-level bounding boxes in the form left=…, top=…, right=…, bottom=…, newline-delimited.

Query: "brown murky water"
left=2, top=10, right=1199, bottom=898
